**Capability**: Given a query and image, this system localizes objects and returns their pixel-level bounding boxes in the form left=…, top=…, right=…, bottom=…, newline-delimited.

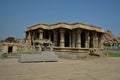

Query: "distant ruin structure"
left=25, top=22, right=104, bottom=55
left=2, top=37, right=18, bottom=54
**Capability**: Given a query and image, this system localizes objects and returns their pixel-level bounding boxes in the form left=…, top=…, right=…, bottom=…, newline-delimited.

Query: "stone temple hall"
left=25, top=22, right=104, bottom=55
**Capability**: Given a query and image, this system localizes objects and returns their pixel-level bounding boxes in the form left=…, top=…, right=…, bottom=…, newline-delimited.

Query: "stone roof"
left=5, top=37, right=16, bottom=43
left=25, top=22, right=104, bottom=33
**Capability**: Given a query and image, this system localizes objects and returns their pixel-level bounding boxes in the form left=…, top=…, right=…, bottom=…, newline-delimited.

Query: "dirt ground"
left=0, top=57, right=120, bottom=80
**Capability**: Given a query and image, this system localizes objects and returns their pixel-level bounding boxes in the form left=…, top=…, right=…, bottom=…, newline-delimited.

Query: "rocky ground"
left=0, top=57, right=120, bottom=80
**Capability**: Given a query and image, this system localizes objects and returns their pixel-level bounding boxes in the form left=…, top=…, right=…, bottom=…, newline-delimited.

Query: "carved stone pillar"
left=98, top=34, right=104, bottom=49
left=85, top=31, right=90, bottom=48
left=49, top=30, right=51, bottom=41
left=26, top=31, right=32, bottom=46
left=92, top=32, right=96, bottom=48
left=95, top=32, right=99, bottom=48
left=60, top=29, right=65, bottom=47
left=25, top=32, right=28, bottom=40
left=32, top=31, right=35, bottom=40
left=90, top=35, right=94, bottom=48
left=27, top=31, right=31, bottom=40
left=72, top=30, right=76, bottom=47
left=39, top=29, right=43, bottom=40
left=96, top=37, right=98, bottom=48
left=34, top=31, right=37, bottom=39
left=53, top=30, right=57, bottom=46
left=76, top=29, right=81, bottom=48
left=69, top=31, right=72, bottom=47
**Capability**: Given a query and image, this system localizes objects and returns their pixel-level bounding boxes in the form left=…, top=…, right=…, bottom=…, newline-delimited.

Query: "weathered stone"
left=18, top=51, right=58, bottom=62
left=2, top=37, right=18, bottom=54
left=56, top=53, right=87, bottom=59
left=77, top=53, right=87, bottom=59
left=25, top=22, right=105, bottom=55
left=56, top=53, right=78, bottom=59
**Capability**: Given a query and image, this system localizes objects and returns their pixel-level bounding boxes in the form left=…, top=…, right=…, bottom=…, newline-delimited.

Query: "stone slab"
left=56, top=53, right=87, bottom=59
left=77, top=53, right=87, bottom=59
left=18, top=51, right=58, bottom=62
left=56, top=53, right=78, bottom=59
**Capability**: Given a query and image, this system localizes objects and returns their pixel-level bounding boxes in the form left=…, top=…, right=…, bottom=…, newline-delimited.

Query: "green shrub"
left=107, top=52, right=120, bottom=57
left=0, top=53, right=8, bottom=59
left=17, top=51, right=32, bottom=54
left=103, top=43, right=110, bottom=47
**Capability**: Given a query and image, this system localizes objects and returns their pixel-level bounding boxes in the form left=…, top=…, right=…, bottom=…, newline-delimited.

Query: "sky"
left=0, top=0, right=120, bottom=39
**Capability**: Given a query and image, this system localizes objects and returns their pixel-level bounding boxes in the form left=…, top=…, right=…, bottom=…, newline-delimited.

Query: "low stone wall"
left=54, top=47, right=89, bottom=54
left=56, top=52, right=87, bottom=59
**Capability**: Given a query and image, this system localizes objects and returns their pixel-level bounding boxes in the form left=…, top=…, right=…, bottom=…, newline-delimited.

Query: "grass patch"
left=107, top=52, right=120, bottom=57
left=17, top=51, right=33, bottom=54
left=0, top=53, right=8, bottom=59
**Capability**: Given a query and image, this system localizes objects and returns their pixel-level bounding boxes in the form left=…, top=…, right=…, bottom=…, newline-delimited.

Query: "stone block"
left=56, top=53, right=78, bottom=59
left=77, top=53, right=87, bottom=59
left=56, top=53, right=87, bottom=59
left=18, top=51, right=58, bottom=62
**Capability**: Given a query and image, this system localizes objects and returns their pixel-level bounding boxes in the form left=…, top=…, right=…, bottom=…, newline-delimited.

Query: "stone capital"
left=59, top=28, right=65, bottom=33
left=76, top=29, right=82, bottom=34
left=39, top=29, right=43, bottom=33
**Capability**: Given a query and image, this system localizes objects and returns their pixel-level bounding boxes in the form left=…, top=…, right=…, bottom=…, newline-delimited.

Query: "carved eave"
left=25, top=22, right=104, bottom=33
left=3, top=42, right=18, bottom=46
left=31, top=24, right=49, bottom=30
left=51, top=23, right=72, bottom=30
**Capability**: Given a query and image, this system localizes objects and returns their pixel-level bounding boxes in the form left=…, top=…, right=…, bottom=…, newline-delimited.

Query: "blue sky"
left=0, top=0, right=120, bottom=39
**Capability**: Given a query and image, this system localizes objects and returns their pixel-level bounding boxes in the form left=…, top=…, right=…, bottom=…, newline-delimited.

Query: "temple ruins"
left=2, top=37, right=18, bottom=54
left=25, top=22, right=105, bottom=55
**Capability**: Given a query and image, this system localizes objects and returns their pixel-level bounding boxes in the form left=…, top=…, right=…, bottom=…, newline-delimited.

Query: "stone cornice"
left=25, top=22, right=104, bottom=33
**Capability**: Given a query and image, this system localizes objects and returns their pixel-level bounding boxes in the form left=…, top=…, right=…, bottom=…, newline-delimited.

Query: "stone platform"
left=56, top=53, right=87, bottom=59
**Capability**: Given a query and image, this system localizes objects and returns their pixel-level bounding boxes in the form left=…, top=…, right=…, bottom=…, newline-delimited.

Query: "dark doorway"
left=57, top=31, right=60, bottom=46
left=43, top=30, right=49, bottom=39
left=65, top=30, right=69, bottom=47
left=8, top=46, right=13, bottom=53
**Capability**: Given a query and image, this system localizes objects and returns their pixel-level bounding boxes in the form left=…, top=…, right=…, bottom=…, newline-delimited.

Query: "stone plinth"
left=56, top=52, right=87, bottom=59
left=18, top=51, right=58, bottom=62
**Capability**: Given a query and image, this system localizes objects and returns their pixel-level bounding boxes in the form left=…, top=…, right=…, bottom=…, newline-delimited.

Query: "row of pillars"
left=26, top=28, right=103, bottom=48
left=26, top=29, right=43, bottom=40
left=53, top=29, right=82, bottom=48
left=55, top=29, right=103, bottom=48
